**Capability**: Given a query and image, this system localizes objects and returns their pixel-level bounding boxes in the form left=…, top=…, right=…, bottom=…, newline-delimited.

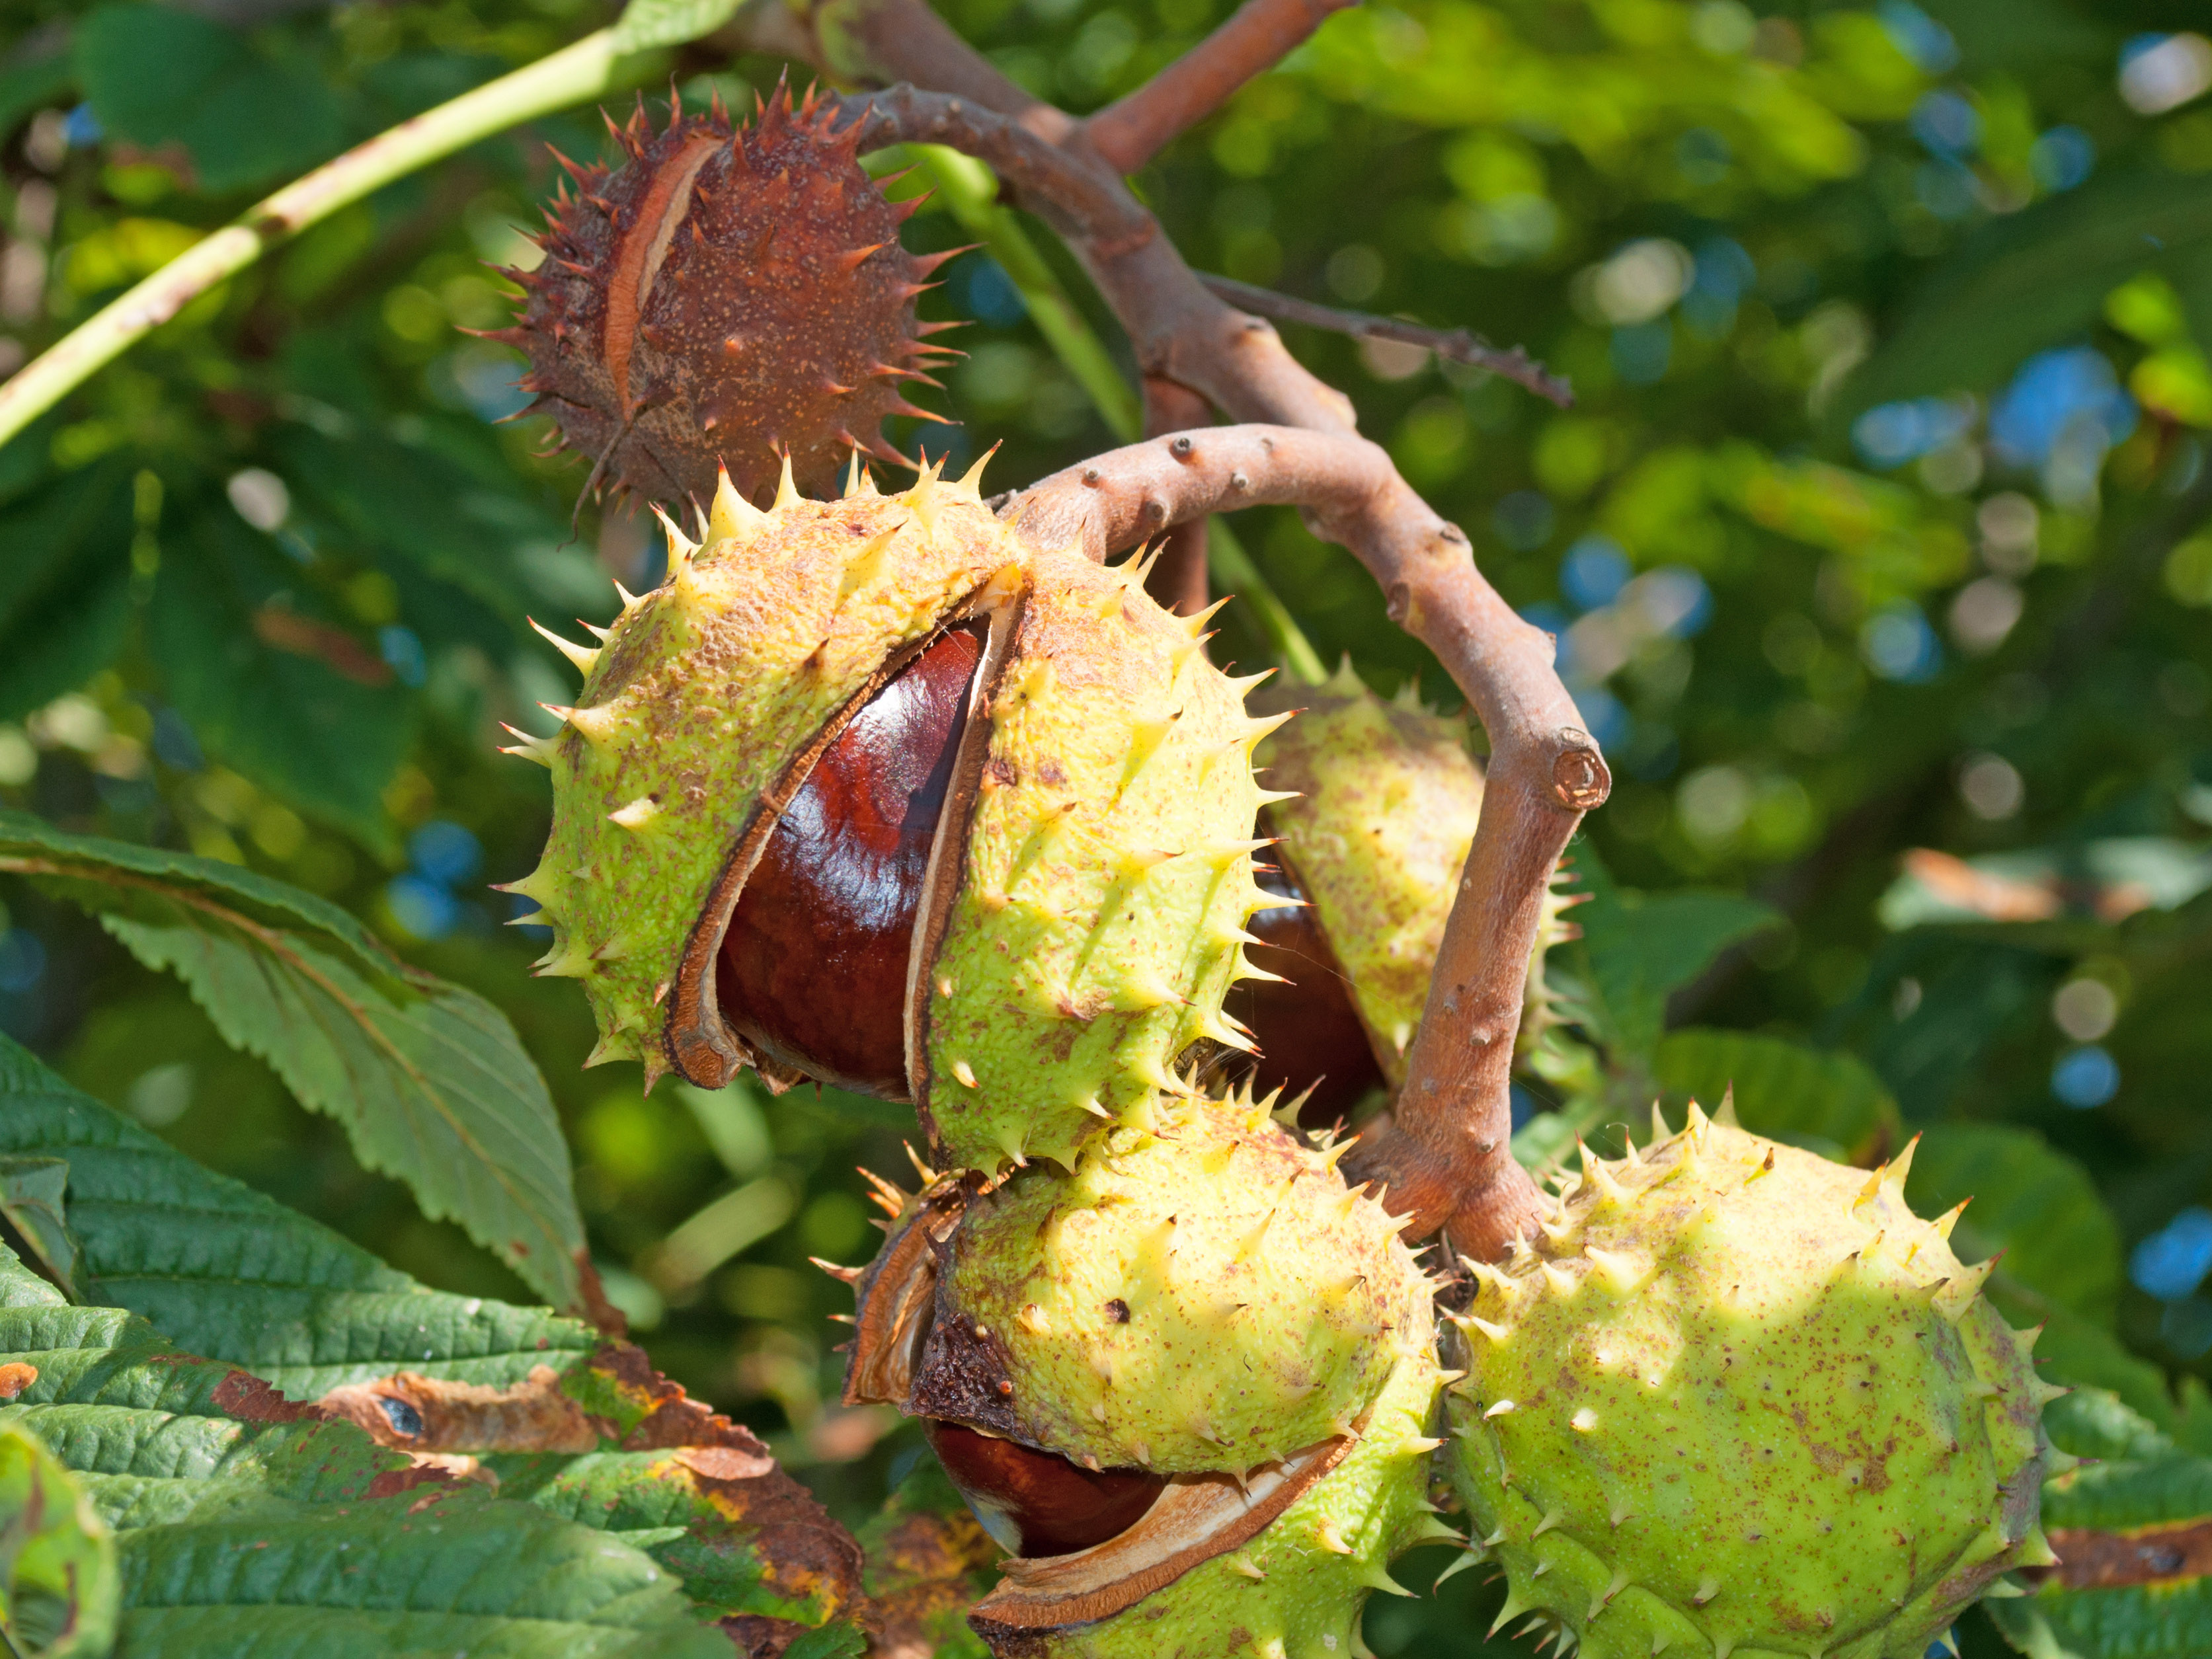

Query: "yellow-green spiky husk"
left=511, top=461, right=1276, bottom=1176
left=974, top=1346, right=1450, bottom=1659
left=1252, top=664, right=1483, bottom=1083
left=912, top=1092, right=1434, bottom=1474
left=1444, top=1108, right=2054, bottom=1659
left=921, top=574, right=1280, bottom=1175
left=507, top=467, right=1007, bottom=1074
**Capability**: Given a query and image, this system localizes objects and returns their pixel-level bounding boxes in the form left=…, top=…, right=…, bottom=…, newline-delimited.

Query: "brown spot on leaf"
left=590, top=1340, right=785, bottom=1456
left=865, top=1504, right=1001, bottom=1659
left=575, top=1251, right=631, bottom=1338
left=666, top=1447, right=867, bottom=1619
left=212, top=1369, right=319, bottom=1423
left=364, top=1463, right=455, bottom=1502
left=675, top=1444, right=777, bottom=1483
left=718, top=1614, right=824, bottom=1658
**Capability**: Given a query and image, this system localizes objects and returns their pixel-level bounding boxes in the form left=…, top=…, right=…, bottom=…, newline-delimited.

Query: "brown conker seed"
left=924, top=1418, right=1166, bottom=1558
left=718, top=624, right=983, bottom=1097
left=1224, top=854, right=1382, bottom=1127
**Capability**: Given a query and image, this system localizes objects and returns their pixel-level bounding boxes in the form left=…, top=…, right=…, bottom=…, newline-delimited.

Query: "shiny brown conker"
left=1223, top=853, right=1384, bottom=1128
left=717, top=625, right=982, bottom=1096
left=924, top=1418, right=1167, bottom=1559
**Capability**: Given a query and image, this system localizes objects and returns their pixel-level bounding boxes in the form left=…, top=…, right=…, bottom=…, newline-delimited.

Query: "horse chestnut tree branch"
left=813, top=68, right=1606, bottom=1262
left=998, top=424, right=1606, bottom=1254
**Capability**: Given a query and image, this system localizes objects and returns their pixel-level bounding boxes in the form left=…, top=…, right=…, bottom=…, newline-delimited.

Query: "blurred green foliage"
left=2, top=0, right=2211, bottom=1652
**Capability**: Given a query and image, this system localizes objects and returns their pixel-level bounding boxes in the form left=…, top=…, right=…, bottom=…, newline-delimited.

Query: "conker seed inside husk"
left=836, top=1110, right=1448, bottom=1651
left=509, top=461, right=1280, bottom=1171
left=1224, top=849, right=1383, bottom=1127
left=924, top=1420, right=1166, bottom=1559
left=718, top=623, right=983, bottom=1097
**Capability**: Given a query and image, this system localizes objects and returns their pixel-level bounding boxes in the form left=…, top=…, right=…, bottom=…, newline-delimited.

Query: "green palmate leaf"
left=149, top=508, right=415, bottom=856
left=0, top=464, right=136, bottom=724
left=1901, top=1122, right=2123, bottom=1326
left=0, top=1035, right=589, bottom=1394
left=1831, top=164, right=2212, bottom=427
left=0, top=1420, right=118, bottom=1659
left=2008, top=1304, right=2212, bottom=1457
left=1654, top=1028, right=1902, bottom=1164
left=1555, top=841, right=1778, bottom=1067
left=1987, top=1388, right=2212, bottom=1659
left=269, top=416, right=614, bottom=649
left=0, top=1159, right=79, bottom=1302
left=73, top=4, right=343, bottom=196
left=612, top=0, right=744, bottom=51
left=0, top=1244, right=734, bottom=1659
left=0, top=1039, right=870, bottom=1641
left=0, top=814, right=586, bottom=1315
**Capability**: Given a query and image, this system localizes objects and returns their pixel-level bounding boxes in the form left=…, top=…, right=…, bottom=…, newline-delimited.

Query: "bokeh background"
left=2, top=0, right=2209, bottom=1651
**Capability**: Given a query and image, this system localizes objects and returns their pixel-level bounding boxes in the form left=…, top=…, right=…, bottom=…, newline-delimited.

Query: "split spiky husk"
left=904, top=1091, right=1434, bottom=1475
left=842, top=1089, right=1450, bottom=1658
left=498, top=80, right=957, bottom=508
left=1251, top=662, right=1484, bottom=1079
left=1444, top=1106, right=2057, bottom=1659
left=505, top=459, right=1279, bottom=1177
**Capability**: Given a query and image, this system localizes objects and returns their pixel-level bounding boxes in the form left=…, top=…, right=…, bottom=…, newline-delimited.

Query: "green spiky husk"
left=916, top=1093, right=1435, bottom=1473
left=919, top=566, right=1279, bottom=1174
left=513, top=466, right=1275, bottom=1178
left=1444, top=1108, right=2054, bottom=1659
left=1251, top=664, right=1484, bottom=1082
left=972, top=1346, right=1450, bottom=1659
left=506, top=473, right=1015, bottom=1079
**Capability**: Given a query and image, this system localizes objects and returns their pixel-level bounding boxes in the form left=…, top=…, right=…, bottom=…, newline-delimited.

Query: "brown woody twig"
left=1197, top=273, right=1573, bottom=408
left=1140, top=377, right=1215, bottom=615
left=1083, top=0, right=1357, bottom=174
left=805, top=1, right=1608, bottom=1261
left=1004, top=426, right=1607, bottom=1258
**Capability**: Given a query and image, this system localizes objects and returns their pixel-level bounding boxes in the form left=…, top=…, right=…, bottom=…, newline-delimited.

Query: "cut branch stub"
left=504, top=457, right=1279, bottom=1178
